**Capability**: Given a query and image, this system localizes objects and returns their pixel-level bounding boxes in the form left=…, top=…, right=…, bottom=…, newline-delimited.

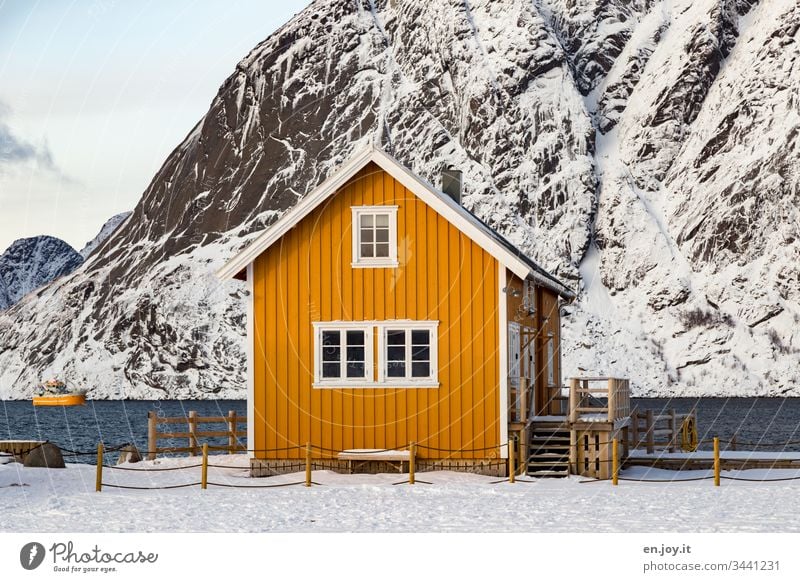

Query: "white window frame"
left=351, top=206, right=399, bottom=268
left=312, top=322, right=374, bottom=387
left=377, top=321, right=439, bottom=387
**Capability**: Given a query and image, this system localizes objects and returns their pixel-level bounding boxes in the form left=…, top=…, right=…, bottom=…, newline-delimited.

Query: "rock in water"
left=116, top=444, right=142, bottom=464
left=23, top=443, right=66, bottom=469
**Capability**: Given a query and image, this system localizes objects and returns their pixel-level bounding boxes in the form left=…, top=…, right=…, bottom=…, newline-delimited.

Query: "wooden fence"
left=568, top=377, right=631, bottom=423
left=628, top=409, right=696, bottom=453
left=146, top=410, right=246, bottom=460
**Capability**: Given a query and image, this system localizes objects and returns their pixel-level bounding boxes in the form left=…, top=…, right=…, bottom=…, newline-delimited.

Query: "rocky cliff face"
left=0, top=0, right=797, bottom=398
left=0, top=236, right=83, bottom=311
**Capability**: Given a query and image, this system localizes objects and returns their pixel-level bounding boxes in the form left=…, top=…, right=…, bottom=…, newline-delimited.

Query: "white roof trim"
left=217, top=145, right=532, bottom=281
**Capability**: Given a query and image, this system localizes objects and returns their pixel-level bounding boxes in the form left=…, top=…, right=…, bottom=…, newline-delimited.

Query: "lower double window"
left=313, top=321, right=438, bottom=387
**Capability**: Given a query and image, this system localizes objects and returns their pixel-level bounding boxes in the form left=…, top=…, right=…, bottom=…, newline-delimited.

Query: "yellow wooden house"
left=218, top=145, right=575, bottom=476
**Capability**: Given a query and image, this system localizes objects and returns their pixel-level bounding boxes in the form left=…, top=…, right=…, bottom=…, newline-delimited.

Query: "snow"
left=3, top=456, right=800, bottom=532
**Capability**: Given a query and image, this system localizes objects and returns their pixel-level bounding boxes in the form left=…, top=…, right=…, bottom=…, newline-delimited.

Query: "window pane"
left=411, top=346, right=429, bottom=361
left=387, top=346, right=405, bottom=361
left=387, top=330, right=405, bottom=345
left=360, top=214, right=373, bottom=228
left=346, top=330, right=364, bottom=345
left=375, top=214, right=389, bottom=228
left=361, top=228, right=374, bottom=243
left=322, top=331, right=340, bottom=346
left=347, top=346, right=365, bottom=362
left=346, top=362, right=365, bottom=378
left=387, top=362, right=405, bottom=377
left=361, top=243, right=374, bottom=258
left=411, top=361, right=430, bottom=378
left=375, top=243, right=390, bottom=257
left=322, top=362, right=340, bottom=378
left=322, top=346, right=340, bottom=362
left=375, top=228, right=389, bottom=243
left=411, top=330, right=429, bottom=345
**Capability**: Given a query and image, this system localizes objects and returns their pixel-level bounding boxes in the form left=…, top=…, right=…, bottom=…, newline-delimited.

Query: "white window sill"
left=350, top=261, right=399, bottom=269
left=313, top=381, right=440, bottom=389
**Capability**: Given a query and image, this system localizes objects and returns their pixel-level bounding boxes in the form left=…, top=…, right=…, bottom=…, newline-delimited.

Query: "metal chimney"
left=442, top=168, right=462, bottom=204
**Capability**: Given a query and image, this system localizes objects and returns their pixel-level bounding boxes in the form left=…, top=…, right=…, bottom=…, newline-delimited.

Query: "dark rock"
left=23, top=443, right=66, bottom=469
left=117, top=444, right=142, bottom=464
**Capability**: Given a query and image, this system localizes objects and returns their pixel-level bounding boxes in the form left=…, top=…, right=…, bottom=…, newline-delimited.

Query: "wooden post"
left=645, top=409, right=654, bottom=454
left=568, top=378, right=579, bottom=424
left=612, top=437, right=619, bottom=486
left=188, top=411, right=198, bottom=456
left=631, top=410, right=639, bottom=450
left=731, top=433, right=737, bottom=452
left=227, top=410, right=237, bottom=454
left=668, top=409, right=676, bottom=453
left=95, top=442, right=104, bottom=492
left=201, top=443, right=209, bottom=490
left=409, top=442, right=416, bottom=485
left=305, top=442, right=312, bottom=487
left=147, top=411, right=157, bottom=461
left=607, top=378, right=616, bottom=422
left=714, top=437, right=720, bottom=487
left=508, top=438, right=515, bottom=483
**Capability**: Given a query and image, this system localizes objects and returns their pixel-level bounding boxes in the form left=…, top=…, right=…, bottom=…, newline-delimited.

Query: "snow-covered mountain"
left=79, top=212, right=132, bottom=259
left=0, top=0, right=797, bottom=399
left=0, top=236, right=83, bottom=311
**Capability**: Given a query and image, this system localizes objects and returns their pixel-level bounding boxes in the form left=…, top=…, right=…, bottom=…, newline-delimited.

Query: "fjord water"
left=2, top=398, right=800, bottom=462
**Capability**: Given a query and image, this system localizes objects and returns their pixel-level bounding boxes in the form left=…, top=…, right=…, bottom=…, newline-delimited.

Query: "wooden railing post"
left=409, top=442, right=416, bottom=485
left=201, top=443, right=209, bottom=490
left=508, top=438, right=515, bottom=483
left=731, top=433, right=737, bottom=452
left=227, top=410, right=237, bottom=454
left=714, top=437, right=720, bottom=487
left=668, top=409, right=676, bottom=453
left=305, top=443, right=312, bottom=487
left=631, top=410, right=639, bottom=450
left=645, top=409, right=655, bottom=454
left=95, top=443, right=104, bottom=492
left=607, top=378, right=616, bottom=422
left=568, top=378, right=579, bottom=423
left=188, top=411, right=198, bottom=456
left=147, top=411, right=157, bottom=461
left=612, top=438, right=619, bottom=486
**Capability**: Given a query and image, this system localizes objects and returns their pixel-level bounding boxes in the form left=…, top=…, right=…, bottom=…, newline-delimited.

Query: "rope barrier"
left=103, top=464, right=203, bottom=472
left=617, top=476, right=716, bottom=483
left=720, top=474, right=800, bottom=483
left=206, top=481, right=310, bottom=488
left=101, top=482, right=201, bottom=490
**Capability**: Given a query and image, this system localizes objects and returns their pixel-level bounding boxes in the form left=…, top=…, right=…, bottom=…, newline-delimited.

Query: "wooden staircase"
left=527, top=424, right=571, bottom=478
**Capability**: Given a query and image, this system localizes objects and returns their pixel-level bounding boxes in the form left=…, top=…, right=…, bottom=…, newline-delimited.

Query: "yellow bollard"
left=508, top=439, right=515, bottom=483
left=714, top=437, right=720, bottom=487
left=201, top=443, right=208, bottom=490
left=305, top=443, right=312, bottom=487
left=612, top=438, right=619, bottom=486
left=409, top=442, right=416, bottom=485
left=95, top=442, right=104, bottom=492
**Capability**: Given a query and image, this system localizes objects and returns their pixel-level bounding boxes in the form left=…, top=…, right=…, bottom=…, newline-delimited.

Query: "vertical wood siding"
left=252, top=163, right=500, bottom=459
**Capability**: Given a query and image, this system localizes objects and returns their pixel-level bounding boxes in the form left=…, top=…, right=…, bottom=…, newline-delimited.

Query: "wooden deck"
left=626, top=451, right=800, bottom=471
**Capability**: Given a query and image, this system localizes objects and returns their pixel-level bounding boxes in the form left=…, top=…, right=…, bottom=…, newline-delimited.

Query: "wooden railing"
left=508, top=375, right=530, bottom=424
left=628, top=409, right=696, bottom=453
left=568, top=377, right=631, bottom=423
left=146, top=410, right=246, bottom=460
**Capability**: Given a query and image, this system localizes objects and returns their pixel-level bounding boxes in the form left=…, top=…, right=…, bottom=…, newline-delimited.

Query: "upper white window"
left=378, top=322, right=439, bottom=386
left=312, top=323, right=373, bottom=386
left=351, top=206, right=398, bottom=268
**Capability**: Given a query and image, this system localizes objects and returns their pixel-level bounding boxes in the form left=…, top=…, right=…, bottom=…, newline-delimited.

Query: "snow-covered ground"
left=2, top=455, right=800, bottom=533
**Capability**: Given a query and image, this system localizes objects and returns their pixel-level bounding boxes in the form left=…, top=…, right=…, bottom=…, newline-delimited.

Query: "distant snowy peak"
left=80, top=211, right=132, bottom=259
left=0, top=236, right=83, bottom=310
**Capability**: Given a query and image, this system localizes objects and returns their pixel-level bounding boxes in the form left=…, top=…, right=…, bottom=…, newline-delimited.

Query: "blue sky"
left=0, top=0, right=311, bottom=252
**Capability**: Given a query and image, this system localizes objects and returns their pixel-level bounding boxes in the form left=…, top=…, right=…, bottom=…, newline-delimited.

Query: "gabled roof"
left=217, top=145, right=574, bottom=299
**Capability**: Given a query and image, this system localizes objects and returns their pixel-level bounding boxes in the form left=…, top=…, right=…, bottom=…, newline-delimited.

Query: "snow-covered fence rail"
left=146, top=410, right=246, bottom=460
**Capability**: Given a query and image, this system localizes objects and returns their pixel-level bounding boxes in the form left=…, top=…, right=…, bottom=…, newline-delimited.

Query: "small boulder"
left=23, top=443, right=65, bottom=469
left=117, top=444, right=142, bottom=464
